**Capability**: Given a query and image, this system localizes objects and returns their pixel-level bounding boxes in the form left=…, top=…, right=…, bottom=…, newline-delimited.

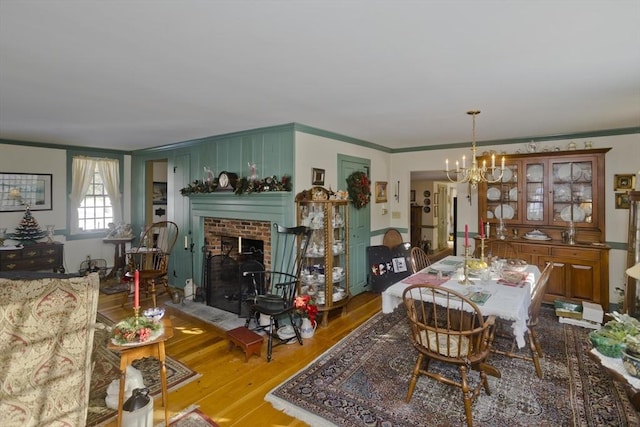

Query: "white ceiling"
left=1, top=1, right=639, bottom=152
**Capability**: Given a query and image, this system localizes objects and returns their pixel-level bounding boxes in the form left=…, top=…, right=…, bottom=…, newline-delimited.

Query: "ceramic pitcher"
left=300, top=317, right=316, bottom=339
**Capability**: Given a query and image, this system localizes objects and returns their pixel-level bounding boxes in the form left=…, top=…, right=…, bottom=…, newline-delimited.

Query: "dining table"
left=381, top=255, right=541, bottom=348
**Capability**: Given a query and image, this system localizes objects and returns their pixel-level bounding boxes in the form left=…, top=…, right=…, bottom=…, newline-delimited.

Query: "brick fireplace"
left=203, top=218, right=272, bottom=269
left=188, top=192, right=296, bottom=313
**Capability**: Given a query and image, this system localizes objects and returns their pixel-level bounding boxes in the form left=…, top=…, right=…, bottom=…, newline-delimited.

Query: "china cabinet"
left=477, top=148, right=611, bottom=309
left=296, top=194, right=350, bottom=327
left=624, top=191, right=640, bottom=316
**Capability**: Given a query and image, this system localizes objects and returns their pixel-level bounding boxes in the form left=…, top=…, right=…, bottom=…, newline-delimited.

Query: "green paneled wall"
left=131, top=124, right=296, bottom=288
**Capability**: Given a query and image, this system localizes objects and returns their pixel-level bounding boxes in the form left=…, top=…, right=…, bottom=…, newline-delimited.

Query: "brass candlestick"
left=480, top=237, right=485, bottom=263
left=459, top=245, right=473, bottom=285
left=134, top=306, right=140, bottom=327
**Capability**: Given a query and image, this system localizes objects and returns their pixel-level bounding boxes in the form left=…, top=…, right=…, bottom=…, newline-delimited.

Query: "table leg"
left=158, top=341, right=169, bottom=426
left=116, top=357, right=127, bottom=427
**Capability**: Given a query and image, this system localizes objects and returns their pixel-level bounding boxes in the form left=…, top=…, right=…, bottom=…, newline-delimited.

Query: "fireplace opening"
left=205, top=236, right=265, bottom=316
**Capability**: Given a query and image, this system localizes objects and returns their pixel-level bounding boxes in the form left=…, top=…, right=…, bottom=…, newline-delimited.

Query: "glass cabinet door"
left=551, top=160, right=593, bottom=225
left=524, top=161, right=546, bottom=223
left=485, top=162, right=519, bottom=223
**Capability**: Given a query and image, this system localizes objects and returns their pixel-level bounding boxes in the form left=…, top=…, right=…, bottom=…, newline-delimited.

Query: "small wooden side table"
left=107, top=318, right=174, bottom=427
left=103, top=237, right=134, bottom=279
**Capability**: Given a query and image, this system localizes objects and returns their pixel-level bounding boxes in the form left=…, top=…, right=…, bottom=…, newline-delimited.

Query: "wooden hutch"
left=476, top=148, right=611, bottom=309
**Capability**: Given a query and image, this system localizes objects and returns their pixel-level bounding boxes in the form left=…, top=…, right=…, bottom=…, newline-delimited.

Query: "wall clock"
left=215, top=171, right=238, bottom=191
left=423, top=190, right=431, bottom=197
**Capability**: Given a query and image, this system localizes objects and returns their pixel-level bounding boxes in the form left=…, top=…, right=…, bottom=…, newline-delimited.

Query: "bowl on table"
left=143, top=307, right=165, bottom=322
left=504, top=259, right=528, bottom=272
left=589, top=330, right=624, bottom=358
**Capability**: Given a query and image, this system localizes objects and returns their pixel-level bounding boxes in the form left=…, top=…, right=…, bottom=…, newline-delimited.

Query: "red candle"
left=134, top=269, right=140, bottom=308
left=465, top=224, right=469, bottom=247
left=480, top=218, right=484, bottom=239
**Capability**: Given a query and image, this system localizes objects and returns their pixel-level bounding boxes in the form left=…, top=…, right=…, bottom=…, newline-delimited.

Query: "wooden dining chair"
left=122, top=221, right=179, bottom=308
left=475, top=240, right=519, bottom=260
left=383, top=228, right=403, bottom=249
left=409, top=246, right=431, bottom=273
left=402, top=284, right=498, bottom=427
left=244, top=224, right=312, bottom=362
left=491, top=261, right=554, bottom=378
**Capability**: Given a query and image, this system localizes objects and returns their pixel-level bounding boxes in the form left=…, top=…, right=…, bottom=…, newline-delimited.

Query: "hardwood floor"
left=98, top=290, right=382, bottom=426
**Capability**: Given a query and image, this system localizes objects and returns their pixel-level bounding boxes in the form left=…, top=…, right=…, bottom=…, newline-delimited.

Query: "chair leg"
left=460, top=365, right=474, bottom=427
left=289, top=313, right=303, bottom=345
left=150, top=279, right=157, bottom=308
left=266, top=317, right=274, bottom=362
left=405, top=354, right=423, bottom=402
left=527, top=328, right=543, bottom=378
left=120, top=284, right=130, bottom=307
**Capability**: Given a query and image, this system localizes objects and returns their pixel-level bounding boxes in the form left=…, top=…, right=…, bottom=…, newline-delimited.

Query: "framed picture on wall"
left=616, top=192, right=631, bottom=209
left=375, top=181, right=387, bottom=203
left=614, top=174, right=636, bottom=191
left=152, top=182, right=167, bottom=205
left=410, top=190, right=416, bottom=202
left=0, top=173, right=52, bottom=211
left=312, top=168, right=325, bottom=186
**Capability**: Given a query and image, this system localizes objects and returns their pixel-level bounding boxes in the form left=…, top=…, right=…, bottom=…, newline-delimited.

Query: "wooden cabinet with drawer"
left=0, top=243, right=64, bottom=272
left=477, top=148, right=611, bottom=310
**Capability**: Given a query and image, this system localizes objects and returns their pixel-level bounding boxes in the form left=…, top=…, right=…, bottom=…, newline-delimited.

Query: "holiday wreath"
left=346, top=171, right=371, bottom=209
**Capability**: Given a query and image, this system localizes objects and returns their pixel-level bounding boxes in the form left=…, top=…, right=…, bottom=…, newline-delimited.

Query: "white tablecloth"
left=381, top=256, right=540, bottom=348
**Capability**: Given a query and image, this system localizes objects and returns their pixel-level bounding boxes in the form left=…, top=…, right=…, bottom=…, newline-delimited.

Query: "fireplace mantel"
left=189, top=192, right=294, bottom=224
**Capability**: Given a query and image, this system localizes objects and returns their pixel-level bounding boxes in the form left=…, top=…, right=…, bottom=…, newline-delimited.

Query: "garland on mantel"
left=346, top=171, right=371, bottom=209
left=179, top=175, right=292, bottom=196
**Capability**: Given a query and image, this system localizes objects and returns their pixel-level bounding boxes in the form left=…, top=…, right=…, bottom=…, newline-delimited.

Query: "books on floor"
left=554, top=299, right=603, bottom=329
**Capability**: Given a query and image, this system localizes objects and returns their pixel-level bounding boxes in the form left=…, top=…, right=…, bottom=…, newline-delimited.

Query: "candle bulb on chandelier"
left=491, top=154, right=495, bottom=169
left=482, top=159, right=486, bottom=169
left=501, top=156, right=505, bottom=169
left=445, top=159, right=449, bottom=172
left=456, top=161, right=459, bottom=173
left=462, top=155, right=466, bottom=169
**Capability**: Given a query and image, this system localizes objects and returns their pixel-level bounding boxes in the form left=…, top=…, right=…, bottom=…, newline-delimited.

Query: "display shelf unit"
left=477, top=148, right=611, bottom=309
left=624, top=191, right=640, bottom=316
left=296, top=195, right=349, bottom=327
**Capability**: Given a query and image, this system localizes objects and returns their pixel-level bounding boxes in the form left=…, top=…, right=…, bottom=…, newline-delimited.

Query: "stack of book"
left=555, top=300, right=603, bottom=329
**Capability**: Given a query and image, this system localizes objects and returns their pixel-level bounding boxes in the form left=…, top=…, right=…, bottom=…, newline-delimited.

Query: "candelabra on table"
left=459, top=245, right=473, bottom=285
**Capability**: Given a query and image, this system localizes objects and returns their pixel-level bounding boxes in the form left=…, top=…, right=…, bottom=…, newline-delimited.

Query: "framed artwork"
left=410, top=190, right=416, bottom=202
left=152, top=182, right=167, bottom=205
left=614, top=174, right=636, bottom=191
left=616, top=192, right=631, bottom=209
left=375, top=181, right=387, bottom=203
left=0, top=173, right=52, bottom=211
left=312, top=168, right=325, bottom=186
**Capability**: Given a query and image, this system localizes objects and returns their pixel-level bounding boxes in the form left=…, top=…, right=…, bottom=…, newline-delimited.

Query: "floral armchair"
left=0, top=271, right=100, bottom=426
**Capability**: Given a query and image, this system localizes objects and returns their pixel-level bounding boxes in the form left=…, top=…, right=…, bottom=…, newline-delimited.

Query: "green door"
left=338, top=155, right=371, bottom=296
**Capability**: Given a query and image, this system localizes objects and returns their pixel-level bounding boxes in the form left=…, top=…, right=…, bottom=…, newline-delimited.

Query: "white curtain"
left=69, top=156, right=121, bottom=234
left=96, top=158, right=122, bottom=224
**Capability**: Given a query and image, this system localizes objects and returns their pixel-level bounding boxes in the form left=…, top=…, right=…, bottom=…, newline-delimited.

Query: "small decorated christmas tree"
left=13, top=206, right=45, bottom=244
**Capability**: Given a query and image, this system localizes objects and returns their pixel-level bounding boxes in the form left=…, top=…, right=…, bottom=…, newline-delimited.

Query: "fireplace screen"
left=204, top=237, right=264, bottom=317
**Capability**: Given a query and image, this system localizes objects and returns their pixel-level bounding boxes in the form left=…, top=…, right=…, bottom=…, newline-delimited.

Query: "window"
left=68, top=154, right=123, bottom=236
left=78, top=166, right=113, bottom=231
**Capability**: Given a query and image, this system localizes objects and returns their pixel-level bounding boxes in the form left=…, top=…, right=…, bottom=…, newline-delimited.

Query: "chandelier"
left=446, top=110, right=505, bottom=188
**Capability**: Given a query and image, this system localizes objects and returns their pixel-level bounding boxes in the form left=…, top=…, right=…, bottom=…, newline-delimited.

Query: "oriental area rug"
left=87, top=313, right=201, bottom=426
left=266, top=307, right=640, bottom=427
left=157, top=405, right=219, bottom=427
